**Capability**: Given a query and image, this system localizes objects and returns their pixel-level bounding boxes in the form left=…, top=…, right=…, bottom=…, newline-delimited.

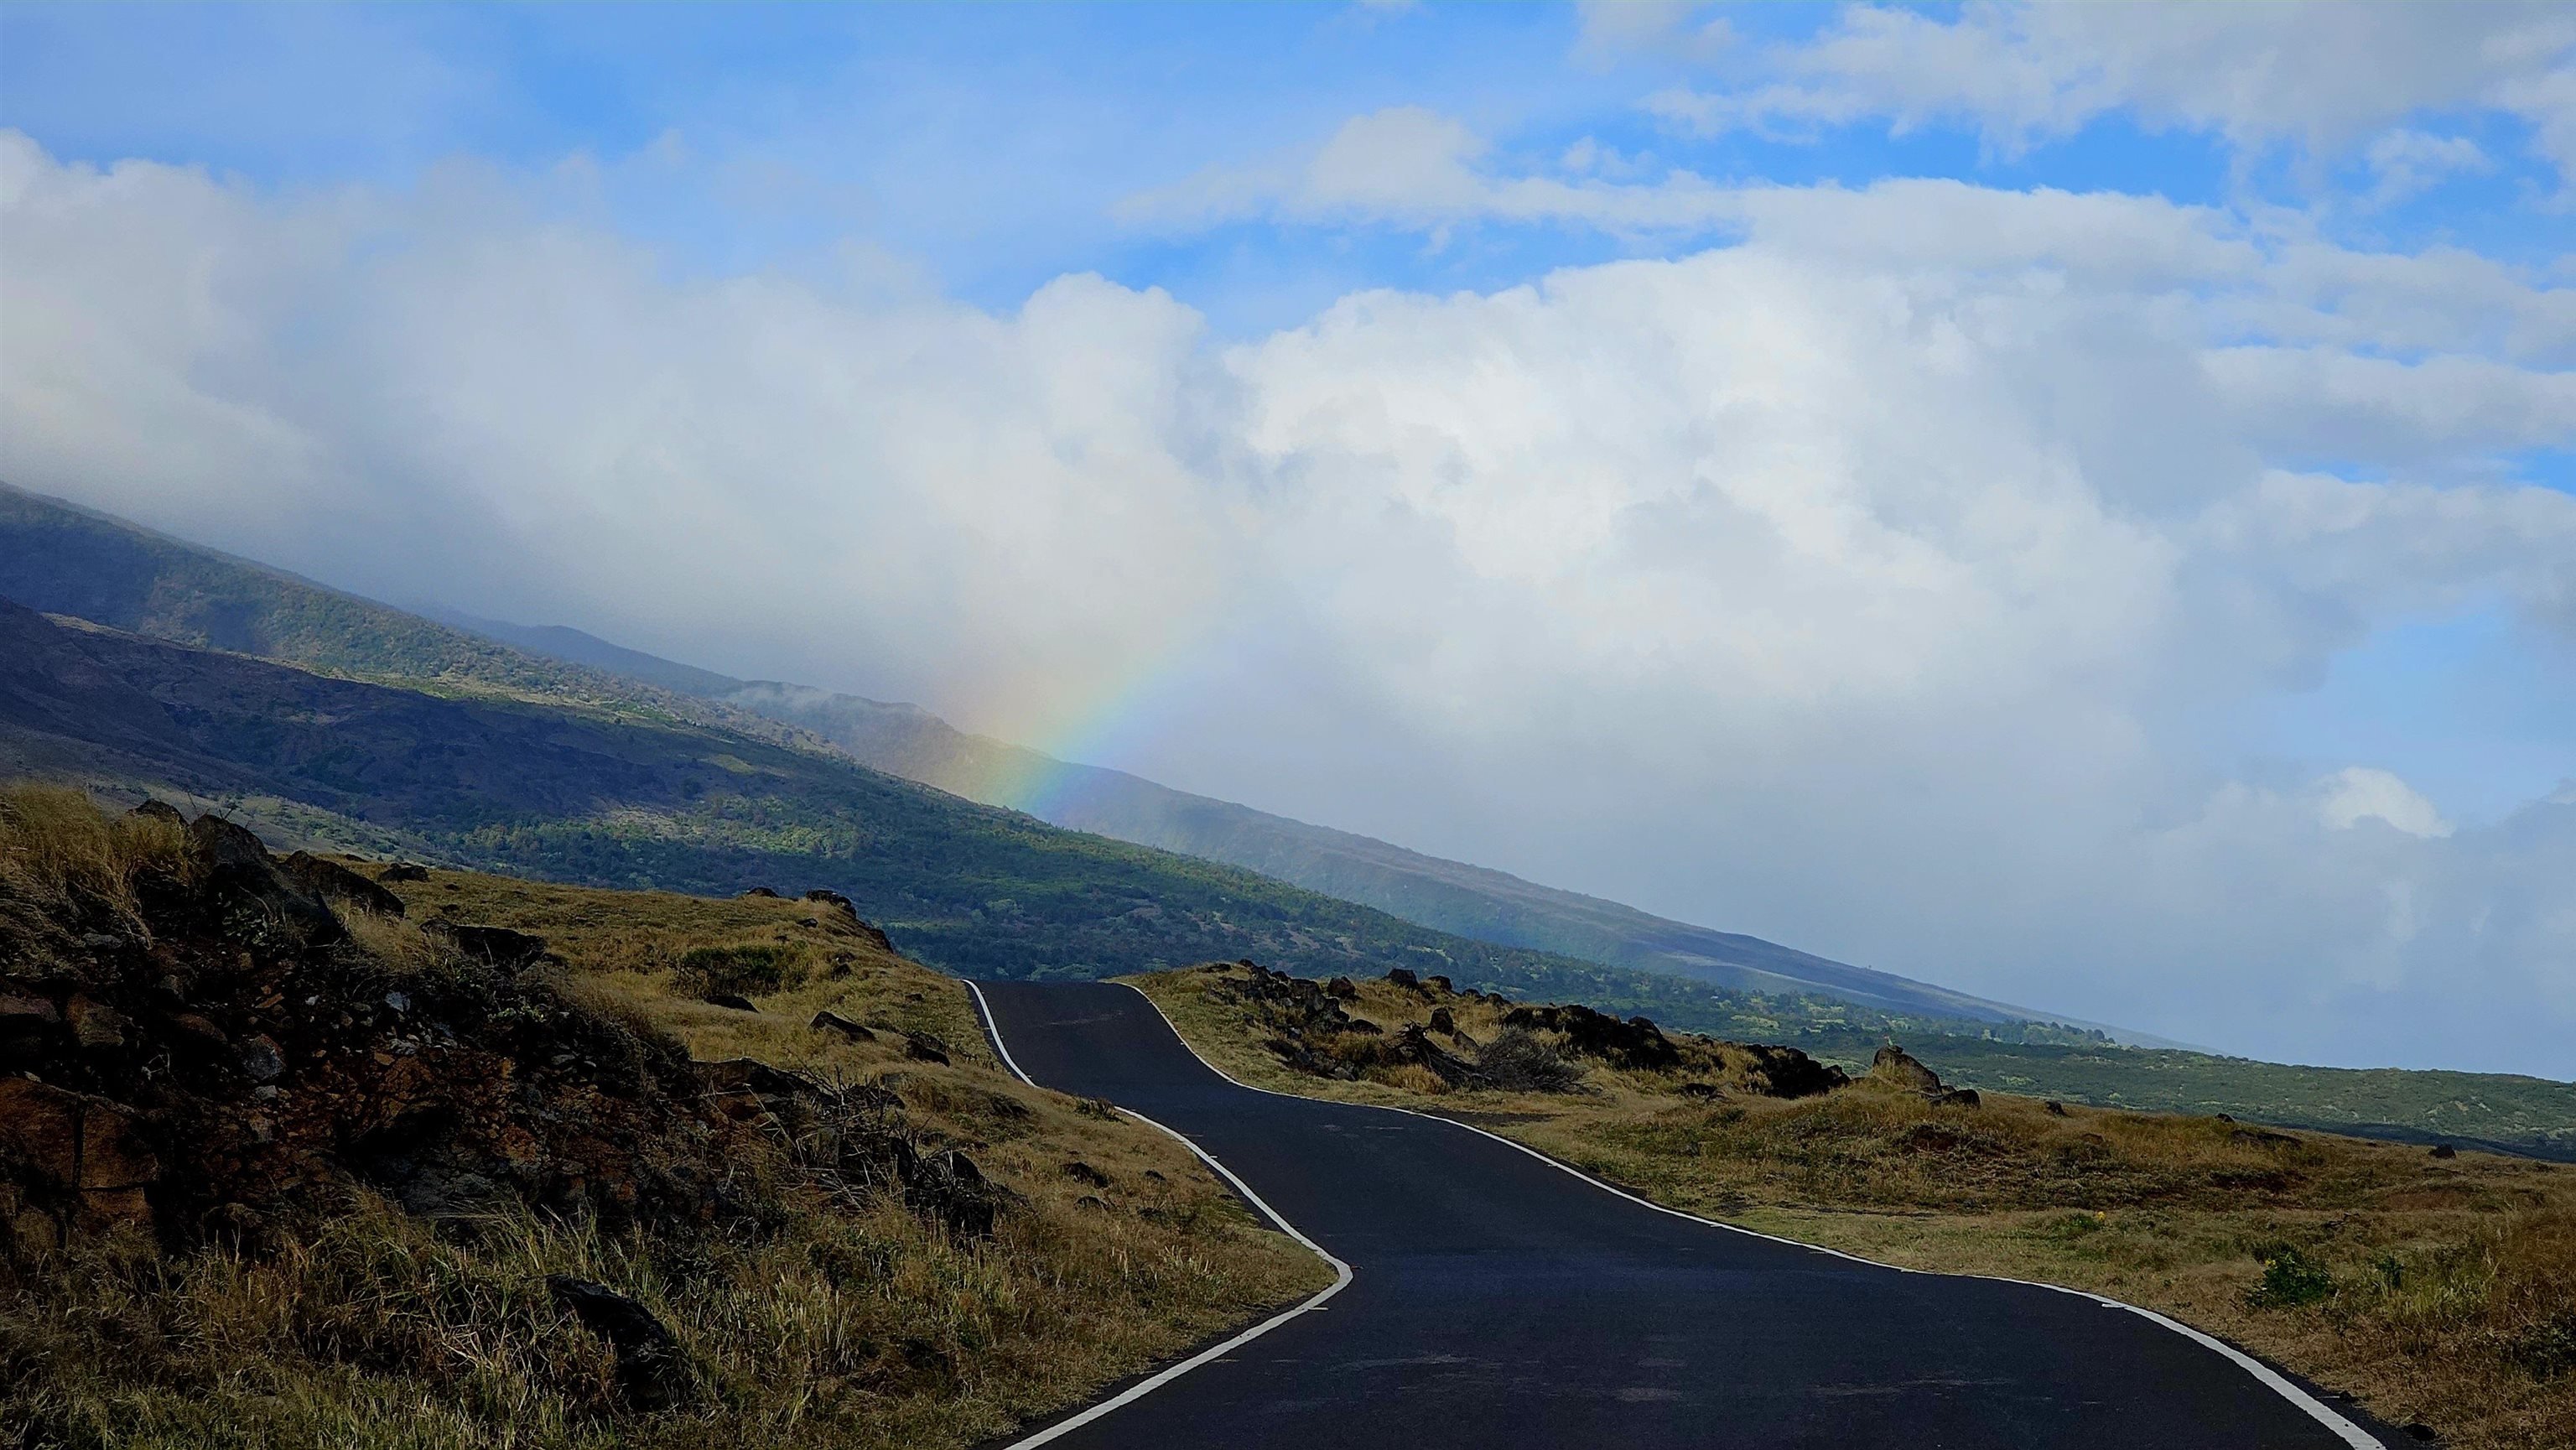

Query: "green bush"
left=2246, top=1245, right=2335, bottom=1308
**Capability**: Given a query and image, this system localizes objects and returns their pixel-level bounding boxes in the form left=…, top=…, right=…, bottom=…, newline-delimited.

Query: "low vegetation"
left=1135, top=961, right=2576, bottom=1450
left=0, top=786, right=1329, bottom=1450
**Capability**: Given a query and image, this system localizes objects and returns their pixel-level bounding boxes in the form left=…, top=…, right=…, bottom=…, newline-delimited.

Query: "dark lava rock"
left=1325, top=976, right=1358, bottom=1000
left=66, top=995, right=131, bottom=1052
left=280, top=851, right=408, bottom=917
left=1730, top=1042, right=1850, bottom=1099
left=1427, top=1006, right=1457, bottom=1036
left=0, top=1078, right=159, bottom=1234
left=909, top=1148, right=1000, bottom=1238
left=1062, top=1160, right=1111, bottom=1188
left=1871, top=1044, right=1945, bottom=1094
left=2430, top=1144, right=2458, bottom=1159
left=903, top=1032, right=952, bottom=1066
left=0, top=992, right=60, bottom=1037
left=1387, top=1023, right=1475, bottom=1084
left=739, top=886, right=780, bottom=898
left=802, top=888, right=855, bottom=916
left=1384, top=967, right=1420, bottom=990
left=377, top=862, right=430, bottom=883
left=186, top=814, right=345, bottom=948
left=422, top=920, right=549, bottom=969
left=548, top=1276, right=687, bottom=1411
left=2044, top=1100, right=2070, bottom=1116
left=128, top=799, right=184, bottom=824
left=1926, top=1087, right=1983, bottom=1109
left=811, top=1011, right=876, bottom=1042
left=702, top=993, right=758, bottom=1013
left=238, top=1033, right=285, bottom=1084
left=1426, top=975, right=1453, bottom=995
left=1500, top=1002, right=1682, bottom=1072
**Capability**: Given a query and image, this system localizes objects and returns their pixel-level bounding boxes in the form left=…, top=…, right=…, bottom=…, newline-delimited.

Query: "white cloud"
left=1120, top=106, right=1742, bottom=235
left=4, top=129, right=2573, bottom=1074
left=2319, top=767, right=2454, bottom=837
left=2364, top=129, right=2494, bottom=206
left=1644, top=2, right=2576, bottom=182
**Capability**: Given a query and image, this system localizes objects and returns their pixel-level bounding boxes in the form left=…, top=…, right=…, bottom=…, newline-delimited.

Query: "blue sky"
left=3, top=3, right=2571, bottom=1072
left=11, top=3, right=2562, bottom=320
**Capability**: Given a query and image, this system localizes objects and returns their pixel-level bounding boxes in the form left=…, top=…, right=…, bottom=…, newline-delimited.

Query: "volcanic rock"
left=810, top=1011, right=877, bottom=1042
left=1871, top=1044, right=1945, bottom=1094
left=279, top=851, right=408, bottom=917
left=0, top=1078, right=159, bottom=1234
left=185, top=814, right=345, bottom=948
left=548, top=1276, right=688, bottom=1411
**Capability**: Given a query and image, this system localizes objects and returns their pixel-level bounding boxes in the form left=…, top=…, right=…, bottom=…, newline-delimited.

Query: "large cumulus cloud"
left=3, top=131, right=2570, bottom=1073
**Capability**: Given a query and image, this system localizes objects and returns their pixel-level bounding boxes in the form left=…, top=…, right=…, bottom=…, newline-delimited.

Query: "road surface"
left=972, top=980, right=2387, bottom=1450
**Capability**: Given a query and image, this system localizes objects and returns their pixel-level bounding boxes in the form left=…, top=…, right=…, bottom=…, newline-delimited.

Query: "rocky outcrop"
left=548, top=1276, right=688, bottom=1411
left=279, top=851, right=408, bottom=918
left=1871, top=1044, right=1945, bottom=1093
left=0, top=1078, right=159, bottom=1240
left=184, top=814, right=345, bottom=948
left=0, top=803, right=1003, bottom=1261
left=1500, top=1003, right=1682, bottom=1072
left=810, top=1011, right=876, bottom=1042
left=1728, top=1042, right=1850, bottom=1099
left=1872, top=1044, right=1977, bottom=1108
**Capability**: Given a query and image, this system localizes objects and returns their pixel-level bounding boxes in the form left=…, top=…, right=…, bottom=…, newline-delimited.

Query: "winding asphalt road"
left=972, top=980, right=2388, bottom=1450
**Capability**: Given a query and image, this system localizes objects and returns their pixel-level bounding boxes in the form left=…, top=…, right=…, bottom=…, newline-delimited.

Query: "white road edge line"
left=963, top=980, right=1357, bottom=1450
left=1115, top=983, right=2386, bottom=1450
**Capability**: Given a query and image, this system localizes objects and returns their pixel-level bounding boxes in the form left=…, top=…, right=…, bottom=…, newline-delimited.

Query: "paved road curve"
left=973, top=980, right=2386, bottom=1450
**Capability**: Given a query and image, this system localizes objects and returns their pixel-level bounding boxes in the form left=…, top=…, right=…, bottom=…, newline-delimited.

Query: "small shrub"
left=1473, top=1028, right=1586, bottom=1093
left=2246, top=1245, right=2335, bottom=1308
left=2511, top=1313, right=2576, bottom=1380
left=2042, top=1210, right=2108, bottom=1242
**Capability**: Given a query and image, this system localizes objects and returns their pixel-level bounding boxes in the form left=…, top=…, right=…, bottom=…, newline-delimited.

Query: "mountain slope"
left=0, top=482, right=2063, bottom=1030
left=428, top=610, right=2071, bottom=1028
left=0, top=596, right=1811, bottom=1004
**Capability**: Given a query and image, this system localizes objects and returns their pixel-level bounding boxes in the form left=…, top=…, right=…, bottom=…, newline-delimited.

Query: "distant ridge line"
left=437, top=607, right=2145, bottom=1041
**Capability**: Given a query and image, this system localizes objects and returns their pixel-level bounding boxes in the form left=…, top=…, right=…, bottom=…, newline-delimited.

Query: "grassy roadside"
left=1130, top=962, right=2576, bottom=1450
left=0, top=787, right=1330, bottom=1450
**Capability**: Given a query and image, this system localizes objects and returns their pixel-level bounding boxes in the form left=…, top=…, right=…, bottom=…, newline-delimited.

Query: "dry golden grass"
left=0, top=793, right=1331, bottom=1450
left=0, top=784, right=195, bottom=960
left=1134, top=964, right=2576, bottom=1450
